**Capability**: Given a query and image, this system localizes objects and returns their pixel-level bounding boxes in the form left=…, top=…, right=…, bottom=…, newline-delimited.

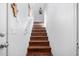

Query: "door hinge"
left=77, top=43, right=79, bottom=49
left=77, top=43, right=78, bottom=45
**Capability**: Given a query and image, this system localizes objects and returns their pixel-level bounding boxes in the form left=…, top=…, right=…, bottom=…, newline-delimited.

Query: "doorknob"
left=0, top=43, right=8, bottom=49
left=0, top=33, right=5, bottom=37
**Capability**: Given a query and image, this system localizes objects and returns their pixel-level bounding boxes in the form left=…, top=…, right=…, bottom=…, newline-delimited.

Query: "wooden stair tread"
left=31, top=32, right=47, bottom=34
left=33, top=26, right=45, bottom=29
left=32, top=27, right=45, bottom=29
left=28, top=46, right=50, bottom=49
left=32, top=30, right=46, bottom=32
left=32, top=28, right=46, bottom=30
left=34, top=21, right=43, bottom=23
left=33, top=29, right=45, bottom=31
left=33, top=27, right=45, bottom=29
left=32, top=32, right=47, bottom=33
left=33, top=25, right=45, bottom=27
left=30, top=40, right=48, bottom=42
left=34, top=22, right=43, bottom=24
left=31, top=36, right=48, bottom=37
left=31, top=32, right=47, bottom=36
left=33, top=26, right=45, bottom=27
left=30, top=35, right=48, bottom=40
left=32, top=29, right=45, bottom=30
left=32, top=29, right=46, bottom=31
left=27, top=52, right=52, bottom=56
left=27, top=54, right=51, bottom=56
left=33, top=24, right=44, bottom=26
left=30, top=36, right=48, bottom=39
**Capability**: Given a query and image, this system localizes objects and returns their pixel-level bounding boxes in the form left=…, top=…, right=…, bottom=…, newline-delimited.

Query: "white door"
left=0, top=3, right=8, bottom=56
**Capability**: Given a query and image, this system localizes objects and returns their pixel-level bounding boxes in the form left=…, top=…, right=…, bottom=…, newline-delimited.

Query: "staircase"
left=27, top=22, right=52, bottom=56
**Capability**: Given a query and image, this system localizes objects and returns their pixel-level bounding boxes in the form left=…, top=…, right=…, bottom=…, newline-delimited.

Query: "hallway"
left=0, top=3, right=77, bottom=56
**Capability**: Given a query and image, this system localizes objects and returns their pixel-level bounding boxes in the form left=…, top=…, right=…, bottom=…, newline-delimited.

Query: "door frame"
left=6, top=3, right=8, bottom=56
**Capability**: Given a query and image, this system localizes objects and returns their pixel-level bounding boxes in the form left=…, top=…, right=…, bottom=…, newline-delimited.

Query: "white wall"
left=0, top=3, right=7, bottom=56
left=46, top=3, right=77, bottom=56
left=30, top=3, right=45, bottom=22
left=8, top=3, right=33, bottom=56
